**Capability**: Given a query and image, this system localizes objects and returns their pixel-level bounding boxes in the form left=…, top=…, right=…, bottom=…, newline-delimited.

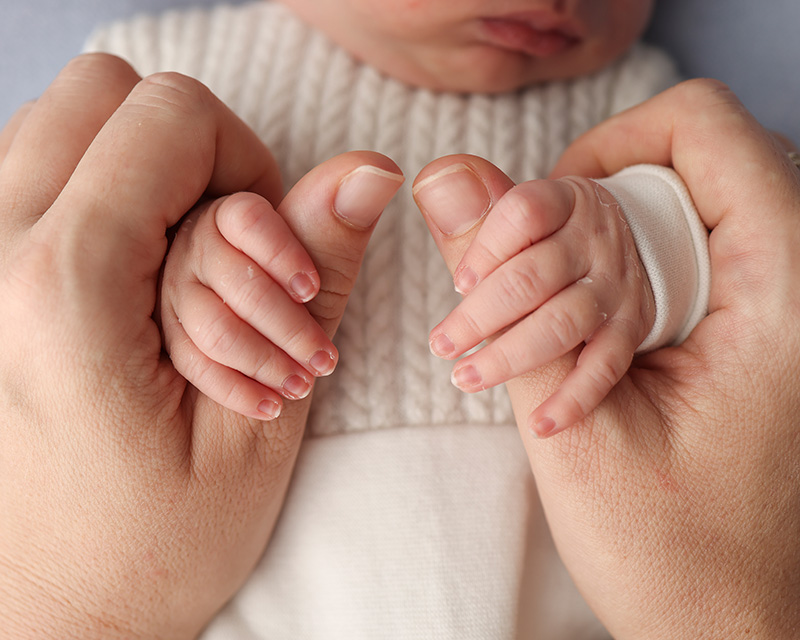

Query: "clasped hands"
left=1, top=54, right=798, bottom=639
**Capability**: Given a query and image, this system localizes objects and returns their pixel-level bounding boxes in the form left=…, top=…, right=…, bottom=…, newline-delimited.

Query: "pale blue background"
left=2, top=1, right=799, bottom=142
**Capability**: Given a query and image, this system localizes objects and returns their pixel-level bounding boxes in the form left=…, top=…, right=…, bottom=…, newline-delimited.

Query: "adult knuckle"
left=134, top=71, right=213, bottom=118
left=63, top=52, right=137, bottom=85
left=679, top=77, right=733, bottom=100
left=675, top=78, right=746, bottom=119
left=310, top=258, right=358, bottom=321
left=309, top=287, right=348, bottom=324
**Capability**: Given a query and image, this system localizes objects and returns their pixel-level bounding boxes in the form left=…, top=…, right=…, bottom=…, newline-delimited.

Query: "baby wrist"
left=593, top=165, right=711, bottom=352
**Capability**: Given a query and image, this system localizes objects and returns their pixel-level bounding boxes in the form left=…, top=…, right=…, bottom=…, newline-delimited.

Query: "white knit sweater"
left=86, top=4, right=700, bottom=639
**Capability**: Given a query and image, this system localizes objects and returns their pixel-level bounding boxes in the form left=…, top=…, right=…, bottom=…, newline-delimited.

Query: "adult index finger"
left=549, top=78, right=796, bottom=232
left=0, top=101, right=35, bottom=168
left=0, top=55, right=141, bottom=240
left=42, top=71, right=282, bottom=298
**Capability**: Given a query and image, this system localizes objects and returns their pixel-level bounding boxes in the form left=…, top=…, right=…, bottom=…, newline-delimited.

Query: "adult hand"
left=0, top=54, right=401, bottom=639
left=415, top=79, right=800, bottom=638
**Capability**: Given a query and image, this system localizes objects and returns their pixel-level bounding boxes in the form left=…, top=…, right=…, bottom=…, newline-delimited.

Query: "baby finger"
left=163, top=316, right=285, bottom=420
left=215, top=192, right=321, bottom=304
left=175, top=282, right=315, bottom=401
left=449, top=279, right=611, bottom=392
left=196, top=232, right=338, bottom=378
left=452, top=179, right=577, bottom=295
left=430, top=237, right=588, bottom=359
left=527, top=319, right=641, bottom=438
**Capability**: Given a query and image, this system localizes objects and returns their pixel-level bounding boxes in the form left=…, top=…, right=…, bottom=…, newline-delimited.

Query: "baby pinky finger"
left=169, top=329, right=284, bottom=420
left=528, top=323, right=638, bottom=438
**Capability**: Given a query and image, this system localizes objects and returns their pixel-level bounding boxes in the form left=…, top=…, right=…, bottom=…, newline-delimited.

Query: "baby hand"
left=418, top=164, right=655, bottom=434
left=160, top=192, right=340, bottom=420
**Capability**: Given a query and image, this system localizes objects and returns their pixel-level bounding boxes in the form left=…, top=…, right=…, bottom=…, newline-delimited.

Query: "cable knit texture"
left=85, top=1, right=680, bottom=440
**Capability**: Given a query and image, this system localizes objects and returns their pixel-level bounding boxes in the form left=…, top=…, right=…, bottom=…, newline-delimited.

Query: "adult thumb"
left=413, top=154, right=515, bottom=277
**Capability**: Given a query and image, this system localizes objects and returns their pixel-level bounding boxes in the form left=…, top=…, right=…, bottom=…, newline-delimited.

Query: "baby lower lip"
left=480, top=18, right=578, bottom=57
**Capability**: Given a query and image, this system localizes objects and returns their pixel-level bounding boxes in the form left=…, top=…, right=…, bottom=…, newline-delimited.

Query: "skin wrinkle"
left=591, top=179, right=653, bottom=320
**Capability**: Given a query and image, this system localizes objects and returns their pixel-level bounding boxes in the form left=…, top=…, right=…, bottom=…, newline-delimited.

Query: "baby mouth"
left=479, top=14, right=581, bottom=57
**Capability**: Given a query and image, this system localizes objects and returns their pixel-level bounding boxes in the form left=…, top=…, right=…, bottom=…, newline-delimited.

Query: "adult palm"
left=0, top=54, right=399, bottom=639
left=416, top=79, right=800, bottom=639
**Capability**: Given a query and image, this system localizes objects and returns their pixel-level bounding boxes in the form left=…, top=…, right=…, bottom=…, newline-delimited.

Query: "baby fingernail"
left=282, top=374, right=312, bottom=400
left=257, top=399, right=282, bottom=420
left=334, top=165, right=404, bottom=229
left=413, top=163, right=491, bottom=236
left=530, top=416, right=557, bottom=438
left=454, top=265, right=479, bottom=295
left=290, top=272, right=317, bottom=303
left=309, top=349, right=337, bottom=376
left=451, top=364, right=484, bottom=391
left=429, top=332, right=455, bottom=358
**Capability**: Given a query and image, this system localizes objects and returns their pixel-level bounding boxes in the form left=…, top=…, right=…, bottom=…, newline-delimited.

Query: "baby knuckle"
left=585, top=358, right=623, bottom=393
left=178, top=346, right=211, bottom=384
left=260, top=233, right=297, bottom=273
left=492, top=342, right=523, bottom=376
left=500, top=189, right=539, bottom=235
left=218, top=193, right=265, bottom=232
left=561, top=393, right=590, bottom=427
left=498, top=264, right=541, bottom=311
left=198, top=312, right=240, bottom=358
left=217, top=191, right=264, bottom=222
left=249, top=349, right=279, bottom=382
left=539, top=307, right=580, bottom=348
left=231, top=274, right=275, bottom=312
left=456, top=309, right=488, bottom=343
left=275, top=322, right=309, bottom=354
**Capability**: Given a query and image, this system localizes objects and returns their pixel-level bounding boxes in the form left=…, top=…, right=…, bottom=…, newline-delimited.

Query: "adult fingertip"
left=333, top=165, right=404, bottom=229
left=412, top=162, right=491, bottom=237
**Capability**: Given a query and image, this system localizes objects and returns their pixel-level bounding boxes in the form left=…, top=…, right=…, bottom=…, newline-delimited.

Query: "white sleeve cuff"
left=593, top=165, right=711, bottom=352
